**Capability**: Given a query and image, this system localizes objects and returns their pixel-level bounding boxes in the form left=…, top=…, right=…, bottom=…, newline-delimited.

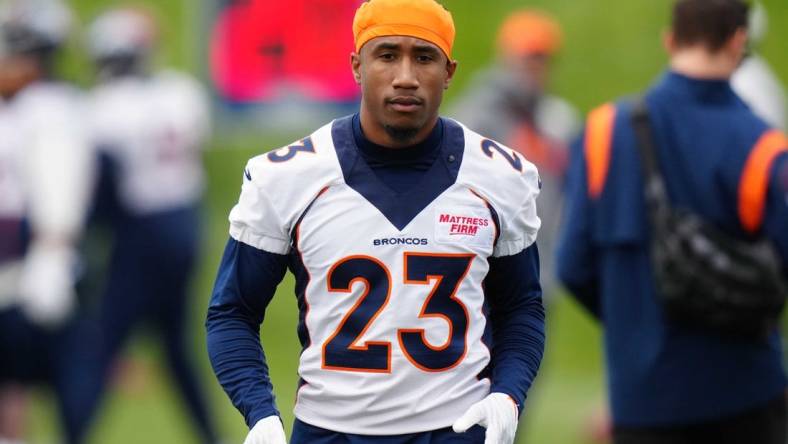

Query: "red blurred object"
left=210, top=0, right=362, bottom=103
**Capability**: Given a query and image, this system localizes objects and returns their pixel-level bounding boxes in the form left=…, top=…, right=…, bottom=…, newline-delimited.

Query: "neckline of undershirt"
left=351, top=113, right=444, bottom=165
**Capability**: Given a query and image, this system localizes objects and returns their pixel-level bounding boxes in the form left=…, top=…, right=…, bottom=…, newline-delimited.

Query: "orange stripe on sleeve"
left=738, top=129, right=788, bottom=233
left=584, top=103, right=617, bottom=198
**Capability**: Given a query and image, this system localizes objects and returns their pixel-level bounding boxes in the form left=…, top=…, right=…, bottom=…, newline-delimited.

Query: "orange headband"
left=497, top=10, right=562, bottom=56
left=353, top=0, right=455, bottom=58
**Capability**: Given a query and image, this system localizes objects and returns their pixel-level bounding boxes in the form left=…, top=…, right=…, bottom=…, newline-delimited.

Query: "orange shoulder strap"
left=738, top=129, right=788, bottom=233
left=584, top=103, right=617, bottom=198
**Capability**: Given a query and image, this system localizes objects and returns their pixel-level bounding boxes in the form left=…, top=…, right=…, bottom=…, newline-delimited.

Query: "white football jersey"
left=0, top=99, right=26, bottom=308
left=229, top=117, right=540, bottom=434
left=0, top=81, right=91, bottom=308
left=13, top=81, right=92, bottom=239
left=89, top=70, right=209, bottom=215
left=0, top=100, right=25, bottom=220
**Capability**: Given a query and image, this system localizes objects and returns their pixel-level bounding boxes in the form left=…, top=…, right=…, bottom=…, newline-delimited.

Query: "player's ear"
left=662, top=29, right=676, bottom=55
left=726, top=27, right=748, bottom=61
left=444, top=59, right=458, bottom=90
left=351, top=52, right=362, bottom=85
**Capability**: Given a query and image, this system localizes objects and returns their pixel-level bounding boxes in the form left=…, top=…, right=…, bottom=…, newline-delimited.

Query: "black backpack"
left=630, top=97, right=788, bottom=339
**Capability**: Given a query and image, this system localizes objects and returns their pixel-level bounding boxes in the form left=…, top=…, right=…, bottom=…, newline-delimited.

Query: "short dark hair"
left=671, top=0, right=749, bottom=52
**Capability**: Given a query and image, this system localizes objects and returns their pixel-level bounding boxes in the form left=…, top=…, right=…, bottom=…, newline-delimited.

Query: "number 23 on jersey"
left=322, top=253, right=475, bottom=374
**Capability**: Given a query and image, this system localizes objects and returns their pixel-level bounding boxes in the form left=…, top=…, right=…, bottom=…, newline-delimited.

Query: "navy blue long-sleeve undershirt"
left=206, top=120, right=545, bottom=428
left=206, top=240, right=289, bottom=427
left=485, top=244, right=545, bottom=411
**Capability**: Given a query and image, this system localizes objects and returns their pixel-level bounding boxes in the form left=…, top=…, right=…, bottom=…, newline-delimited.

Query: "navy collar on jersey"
left=656, top=70, right=738, bottom=104
left=332, top=114, right=465, bottom=231
left=352, top=113, right=444, bottom=165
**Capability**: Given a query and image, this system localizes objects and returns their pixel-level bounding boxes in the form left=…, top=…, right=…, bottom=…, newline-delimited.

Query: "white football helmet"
left=87, top=8, right=157, bottom=61
left=0, top=0, right=72, bottom=56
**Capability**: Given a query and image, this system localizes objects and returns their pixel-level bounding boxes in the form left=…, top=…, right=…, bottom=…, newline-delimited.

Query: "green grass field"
left=24, top=1, right=788, bottom=443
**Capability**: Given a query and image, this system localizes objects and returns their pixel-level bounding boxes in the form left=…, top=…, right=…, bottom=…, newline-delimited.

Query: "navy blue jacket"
left=557, top=71, right=788, bottom=427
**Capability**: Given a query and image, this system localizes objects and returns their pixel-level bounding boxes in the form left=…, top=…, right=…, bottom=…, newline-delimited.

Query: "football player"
left=206, top=1, right=545, bottom=443
left=0, top=0, right=94, bottom=442
left=78, top=7, right=219, bottom=444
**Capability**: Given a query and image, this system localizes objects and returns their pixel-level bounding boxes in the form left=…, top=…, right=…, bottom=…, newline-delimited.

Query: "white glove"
left=18, top=242, right=78, bottom=328
left=452, top=393, right=519, bottom=444
left=244, top=415, right=287, bottom=444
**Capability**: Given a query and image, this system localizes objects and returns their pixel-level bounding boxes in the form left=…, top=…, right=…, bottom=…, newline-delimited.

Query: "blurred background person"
left=0, top=0, right=95, bottom=443
left=79, top=7, right=220, bottom=444
left=733, top=1, right=788, bottom=386
left=731, top=1, right=786, bottom=131
left=451, top=9, right=579, bottom=298
left=580, top=4, right=788, bottom=442
left=558, top=0, right=787, bottom=443
left=578, top=3, right=788, bottom=442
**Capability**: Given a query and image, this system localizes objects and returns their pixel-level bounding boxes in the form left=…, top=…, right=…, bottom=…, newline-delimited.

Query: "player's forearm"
left=486, top=245, right=546, bottom=412
left=490, top=294, right=545, bottom=412
left=206, top=309, right=279, bottom=426
left=206, top=238, right=289, bottom=426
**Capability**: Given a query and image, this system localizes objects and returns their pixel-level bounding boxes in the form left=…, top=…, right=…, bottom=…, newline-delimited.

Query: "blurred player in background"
left=731, top=1, right=786, bottom=130
left=451, top=9, right=579, bottom=297
left=207, top=0, right=545, bottom=443
left=580, top=2, right=788, bottom=442
left=80, top=7, right=219, bottom=444
left=558, top=0, right=787, bottom=443
left=0, top=0, right=94, bottom=442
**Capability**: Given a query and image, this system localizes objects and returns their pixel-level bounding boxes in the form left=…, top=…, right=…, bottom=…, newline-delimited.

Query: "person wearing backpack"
left=557, top=0, right=788, bottom=443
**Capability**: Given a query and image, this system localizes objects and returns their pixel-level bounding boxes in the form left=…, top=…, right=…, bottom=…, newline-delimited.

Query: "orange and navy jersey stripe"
left=584, top=103, right=616, bottom=199
left=582, top=101, right=787, bottom=234
left=738, top=129, right=788, bottom=234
